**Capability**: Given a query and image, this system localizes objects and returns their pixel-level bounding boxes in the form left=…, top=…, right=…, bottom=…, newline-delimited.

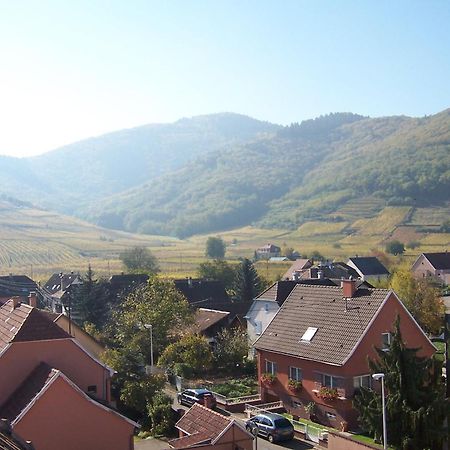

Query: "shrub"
left=385, top=240, right=405, bottom=255
left=318, top=386, right=338, bottom=400
left=288, top=379, right=303, bottom=392
left=261, top=373, right=277, bottom=385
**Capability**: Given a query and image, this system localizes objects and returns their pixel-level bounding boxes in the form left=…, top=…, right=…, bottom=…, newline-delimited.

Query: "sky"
left=1, top=0, right=450, bottom=157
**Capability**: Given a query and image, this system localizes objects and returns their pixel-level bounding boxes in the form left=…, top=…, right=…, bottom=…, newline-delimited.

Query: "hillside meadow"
left=0, top=200, right=448, bottom=283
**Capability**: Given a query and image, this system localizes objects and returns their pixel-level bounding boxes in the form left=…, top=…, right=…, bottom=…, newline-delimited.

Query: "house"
left=346, top=257, right=390, bottom=282
left=193, top=308, right=231, bottom=347
left=255, top=243, right=281, bottom=260
left=43, top=272, right=83, bottom=314
left=253, top=280, right=435, bottom=430
left=291, top=262, right=359, bottom=281
left=282, top=259, right=313, bottom=280
left=109, top=274, right=149, bottom=298
left=168, top=403, right=253, bottom=450
left=0, top=299, right=137, bottom=450
left=411, top=252, right=450, bottom=285
left=0, top=275, right=38, bottom=305
left=246, top=279, right=338, bottom=358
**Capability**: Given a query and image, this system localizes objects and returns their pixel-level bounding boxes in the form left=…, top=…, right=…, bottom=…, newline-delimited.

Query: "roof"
left=257, top=243, right=280, bottom=251
left=109, top=274, right=149, bottom=296
left=0, top=363, right=58, bottom=422
left=282, top=259, right=312, bottom=279
left=0, top=363, right=138, bottom=429
left=0, top=426, right=33, bottom=450
left=170, top=403, right=242, bottom=449
left=422, top=252, right=450, bottom=270
left=256, top=279, right=338, bottom=306
left=44, top=273, right=81, bottom=295
left=0, top=275, right=38, bottom=299
left=254, top=284, right=390, bottom=366
left=347, top=257, right=390, bottom=276
left=0, top=300, right=70, bottom=354
left=194, top=309, right=230, bottom=334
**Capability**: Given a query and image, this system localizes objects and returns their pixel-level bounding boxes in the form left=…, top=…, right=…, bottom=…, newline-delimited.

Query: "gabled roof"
left=44, top=273, right=81, bottom=295
left=0, top=301, right=70, bottom=353
left=256, top=279, right=338, bottom=306
left=109, top=274, right=149, bottom=296
left=282, top=259, right=312, bottom=279
left=0, top=363, right=58, bottom=423
left=422, top=252, right=450, bottom=270
left=0, top=363, right=138, bottom=429
left=0, top=275, right=38, bottom=300
left=170, top=403, right=248, bottom=449
left=195, top=309, right=230, bottom=334
left=347, top=257, right=390, bottom=276
left=254, top=284, right=390, bottom=366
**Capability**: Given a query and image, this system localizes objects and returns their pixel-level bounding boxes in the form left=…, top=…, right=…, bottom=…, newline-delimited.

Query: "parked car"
left=245, top=413, right=294, bottom=443
left=177, top=388, right=217, bottom=408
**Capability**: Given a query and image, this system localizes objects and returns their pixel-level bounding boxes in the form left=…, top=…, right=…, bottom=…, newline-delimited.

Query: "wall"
left=326, top=432, right=380, bottom=450
left=0, top=339, right=109, bottom=406
left=247, top=300, right=279, bottom=356
left=13, top=376, right=134, bottom=450
left=257, top=292, right=435, bottom=430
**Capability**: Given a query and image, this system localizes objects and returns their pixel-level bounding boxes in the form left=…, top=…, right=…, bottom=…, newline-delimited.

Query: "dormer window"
left=382, top=332, right=391, bottom=350
left=301, top=327, right=318, bottom=342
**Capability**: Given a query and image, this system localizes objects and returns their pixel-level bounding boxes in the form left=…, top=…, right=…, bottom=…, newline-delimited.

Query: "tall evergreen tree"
left=353, top=316, right=447, bottom=450
left=234, top=258, right=263, bottom=302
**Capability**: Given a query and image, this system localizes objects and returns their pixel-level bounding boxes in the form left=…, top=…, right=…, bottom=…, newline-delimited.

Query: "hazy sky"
left=1, top=0, right=449, bottom=157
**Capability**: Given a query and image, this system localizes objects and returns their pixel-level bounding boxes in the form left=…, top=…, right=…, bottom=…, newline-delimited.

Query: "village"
left=0, top=246, right=448, bottom=450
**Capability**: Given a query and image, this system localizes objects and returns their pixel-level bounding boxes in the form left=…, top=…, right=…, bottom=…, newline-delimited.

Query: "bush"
left=406, top=240, right=420, bottom=249
left=385, top=240, right=405, bottom=255
left=173, top=363, right=194, bottom=379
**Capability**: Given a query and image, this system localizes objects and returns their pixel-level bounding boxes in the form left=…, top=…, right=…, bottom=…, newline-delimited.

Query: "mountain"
left=0, top=113, right=280, bottom=212
left=83, top=111, right=450, bottom=237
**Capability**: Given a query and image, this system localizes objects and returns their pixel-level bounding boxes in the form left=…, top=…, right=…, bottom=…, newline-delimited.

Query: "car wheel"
left=268, top=434, right=274, bottom=443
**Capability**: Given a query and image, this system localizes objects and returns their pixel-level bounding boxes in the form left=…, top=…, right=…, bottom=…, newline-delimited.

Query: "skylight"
left=300, top=327, right=318, bottom=342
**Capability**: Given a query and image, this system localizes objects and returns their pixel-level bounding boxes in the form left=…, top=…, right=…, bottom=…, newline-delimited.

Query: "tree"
left=68, top=265, right=110, bottom=329
left=234, top=258, right=263, bottom=302
left=109, top=278, right=193, bottom=365
left=119, top=246, right=159, bottom=273
left=385, top=240, right=405, bottom=255
left=205, top=236, right=226, bottom=259
left=282, top=246, right=296, bottom=260
left=390, top=267, right=444, bottom=334
left=213, top=328, right=249, bottom=372
left=197, top=259, right=236, bottom=291
left=353, top=317, right=447, bottom=449
left=147, top=392, right=177, bottom=436
left=158, top=334, right=213, bottom=375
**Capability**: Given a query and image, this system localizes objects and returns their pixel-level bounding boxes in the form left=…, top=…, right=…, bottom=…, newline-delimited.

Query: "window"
left=353, top=375, right=372, bottom=389
left=319, top=373, right=341, bottom=388
left=265, top=360, right=277, bottom=375
left=326, top=412, right=336, bottom=420
left=87, top=385, right=97, bottom=394
left=265, top=303, right=269, bottom=312
left=382, top=332, right=391, bottom=350
left=289, top=366, right=302, bottom=381
left=291, top=399, right=302, bottom=408
left=255, top=321, right=262, bottom=335
left=301, top=327, right=318, bottom=342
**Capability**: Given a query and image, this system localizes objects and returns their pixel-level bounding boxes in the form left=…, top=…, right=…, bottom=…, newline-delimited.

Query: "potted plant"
left=304, top=401, right=316, bottom=420
left=288, top=379, right=303, bottom=393
left=260, top=372, right=277, bottom=386
left=318, top=386, right=338, bottom=400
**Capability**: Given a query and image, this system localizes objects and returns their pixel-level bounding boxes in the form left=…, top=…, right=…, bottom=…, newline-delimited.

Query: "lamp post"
left=372, top=373, right=387, bottom=450
left=143, top=324, right=154, bottom=373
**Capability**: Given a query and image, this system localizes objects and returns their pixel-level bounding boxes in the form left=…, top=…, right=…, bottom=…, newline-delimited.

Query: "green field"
left=0, top=201, right=448, bottom=283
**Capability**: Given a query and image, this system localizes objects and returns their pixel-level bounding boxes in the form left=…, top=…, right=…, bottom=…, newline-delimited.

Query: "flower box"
left=288, top=379, right=303, bottom=392
left=260, top=373, right=277, bottom=386
left=318, top=386, right=338, bottom=400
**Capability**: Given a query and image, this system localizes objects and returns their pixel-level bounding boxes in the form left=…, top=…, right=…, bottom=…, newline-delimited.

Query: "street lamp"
left=143, top=324, right=154, bottom=372
left=372, top=373, right=387, bottom=450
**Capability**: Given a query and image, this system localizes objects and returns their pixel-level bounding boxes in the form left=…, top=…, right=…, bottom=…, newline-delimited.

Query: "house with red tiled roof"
left=253, top=280, right=435, bottom=430
left=0, top=299, right=137, bottom=450
left=169, top=403, right=253, bottom=450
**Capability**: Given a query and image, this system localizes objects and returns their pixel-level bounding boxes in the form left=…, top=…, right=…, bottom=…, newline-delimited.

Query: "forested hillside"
left=84, top=110, right=450, bottom=237
left=0, top=113, right=279, bottom=212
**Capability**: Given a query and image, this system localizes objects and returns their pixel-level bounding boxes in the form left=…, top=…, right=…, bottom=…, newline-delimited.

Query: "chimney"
left=342, top=278, right=357, bottom=298
left=28, top=292, right=38, bottom=308
left=188, top=277, right=193, bottom=288
left=11, top=297, right=21, bottom=311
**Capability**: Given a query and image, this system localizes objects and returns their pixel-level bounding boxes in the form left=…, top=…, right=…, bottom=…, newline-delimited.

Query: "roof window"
left=300, top=327, right=318, bottom=342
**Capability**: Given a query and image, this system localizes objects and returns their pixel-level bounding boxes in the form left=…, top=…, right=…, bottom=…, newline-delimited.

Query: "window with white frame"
left=353, top=374, right=372, bottom=389
left=255, top=321, right=262, bottom=335
left=265, top=360, right=277, bottom=375
left=382, top=332, right=391, bottom=350
left=289, top=366, right=302, bottom=381
left=320, top=373, right=340, bottom=388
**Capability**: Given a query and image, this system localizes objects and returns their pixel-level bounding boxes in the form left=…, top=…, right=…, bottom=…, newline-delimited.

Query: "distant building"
left=282, top=259, right=313, bottom=280
left=43, top=272, right=83, bottom=314
left=411, top=252, right=450, bottom=285
left=255, top=243, right=281, bottom=260
left=347, top=256, right=390, bottom=282
left=0, top=275, right=38, bottom=305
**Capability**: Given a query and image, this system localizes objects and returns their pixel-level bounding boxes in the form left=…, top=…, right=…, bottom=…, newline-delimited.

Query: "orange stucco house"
left=0, top=298, right=137, bottom=450
left=253, top=280, right=435, bottom=430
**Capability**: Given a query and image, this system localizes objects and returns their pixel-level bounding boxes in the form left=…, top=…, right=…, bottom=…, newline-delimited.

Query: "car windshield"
left=274, top=418, right=292, bottom=428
